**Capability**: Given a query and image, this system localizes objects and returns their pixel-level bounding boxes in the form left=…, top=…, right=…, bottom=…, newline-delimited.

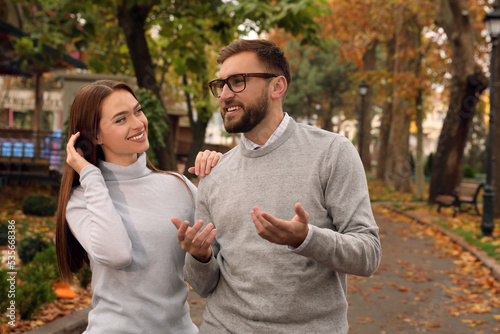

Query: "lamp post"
left=482, top=4, right=500, bottom=236
left=358, top=80, right=369, bottom=162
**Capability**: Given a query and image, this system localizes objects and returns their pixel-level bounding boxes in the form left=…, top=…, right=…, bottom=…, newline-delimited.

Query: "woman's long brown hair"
left=56, top=80, right=191, bottom=283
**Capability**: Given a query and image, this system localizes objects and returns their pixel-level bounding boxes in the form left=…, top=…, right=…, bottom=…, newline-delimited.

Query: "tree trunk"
left=360, top=39, right=378, bottom=171
left=376, top=36, right=395, bottom=181
left=33, top=72, right=43, bottom=159
left=183, top=75, right=210, bottom=180
left=413, top=20, right=425, bottom=200
left=384, top=11, right=412, bottom=193
left=492, top=11, right=500, bottom=219
left=429, top=0, right=487, bottom=202
left=415, top=87, right=425, bottom=199
left=117, top=1, right=177, bottom=171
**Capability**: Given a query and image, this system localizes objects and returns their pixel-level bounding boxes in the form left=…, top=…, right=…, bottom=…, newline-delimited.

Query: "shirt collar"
left=241, top=113, right=290, bottom=150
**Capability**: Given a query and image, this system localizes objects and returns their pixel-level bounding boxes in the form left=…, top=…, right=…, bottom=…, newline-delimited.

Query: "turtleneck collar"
left=98, top=153, right=151, bottom=181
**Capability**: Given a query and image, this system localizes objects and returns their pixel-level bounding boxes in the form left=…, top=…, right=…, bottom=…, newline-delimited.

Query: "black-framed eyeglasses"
left=208, top=73, right=279, bottom=98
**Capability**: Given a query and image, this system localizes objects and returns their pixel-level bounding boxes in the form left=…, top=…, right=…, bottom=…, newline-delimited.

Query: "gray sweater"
left=185, top=119, right=381, bottom=334
left=66, top=153, right=199, bottom=334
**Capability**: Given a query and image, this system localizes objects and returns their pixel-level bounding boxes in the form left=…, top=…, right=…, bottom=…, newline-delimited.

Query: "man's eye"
left=232, top=78, right=244, bottom=85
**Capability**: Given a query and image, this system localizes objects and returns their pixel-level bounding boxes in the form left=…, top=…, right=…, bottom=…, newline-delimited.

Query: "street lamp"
left=358, top=80, right=369, bottom=162
left=482, top=4, right=500, bottom=236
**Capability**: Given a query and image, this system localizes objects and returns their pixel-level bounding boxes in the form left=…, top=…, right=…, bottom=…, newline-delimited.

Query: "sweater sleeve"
left=183, top=177, right=220, bottom=297
left=66, top=164, right=132, bottom=269
left=294, top=136, right=382, bottom=277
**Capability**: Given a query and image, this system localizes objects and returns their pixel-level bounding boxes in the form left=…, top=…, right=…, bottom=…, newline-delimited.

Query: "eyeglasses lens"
left=211, top=74, right=246, bottom=97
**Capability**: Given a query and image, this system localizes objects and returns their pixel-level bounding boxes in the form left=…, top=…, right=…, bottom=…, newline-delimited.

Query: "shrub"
left=0, top=269, right=12, bottom=311
left=31, top=245, right=59, bottom=281
left=17, top=245, right=59, bottom=319
left=17, top=263, right=56, bottom=319
left=463, top=165, right=476, bottom=179
left=18, top=234, right=50, bottom=265
left=22, top=193, right=57, bottom=217
left=425, top=153, right=434, bottom=177
left=0, top=221, right=8, bottom=246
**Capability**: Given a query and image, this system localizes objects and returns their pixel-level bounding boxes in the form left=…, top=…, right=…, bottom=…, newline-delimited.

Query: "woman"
left=55, top=80, right=219, bottom=333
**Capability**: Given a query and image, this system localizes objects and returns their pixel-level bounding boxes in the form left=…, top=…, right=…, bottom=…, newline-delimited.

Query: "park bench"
left=435, top=182, right=484, bottom=217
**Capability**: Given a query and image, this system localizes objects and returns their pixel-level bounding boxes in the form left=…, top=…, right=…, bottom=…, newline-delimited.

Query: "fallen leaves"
left=1, top=285, right=92, bottom=333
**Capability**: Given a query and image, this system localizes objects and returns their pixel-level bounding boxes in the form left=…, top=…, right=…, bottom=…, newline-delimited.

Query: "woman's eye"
left=135, top=108, right=143, bottom=115
left=116, top=117, right=126, bottom=123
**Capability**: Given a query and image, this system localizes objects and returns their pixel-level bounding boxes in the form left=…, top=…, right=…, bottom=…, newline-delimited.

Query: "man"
left=172, top=39, right=381, bottom=334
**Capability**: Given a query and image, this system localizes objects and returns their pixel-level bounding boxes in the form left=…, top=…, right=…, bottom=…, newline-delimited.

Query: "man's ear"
left=271, top=76, right=287, bottom=100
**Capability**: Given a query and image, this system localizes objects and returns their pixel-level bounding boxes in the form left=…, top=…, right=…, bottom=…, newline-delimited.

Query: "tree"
left=271, top=39, right=356, bottom=131
left=10, top=1, right=87, bottom=157
left=495, top=26, right=500, bottom=218
left=429, top=0, right=488, bottom=202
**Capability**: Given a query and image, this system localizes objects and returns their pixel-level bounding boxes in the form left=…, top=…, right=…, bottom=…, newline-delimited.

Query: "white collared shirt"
left=241, top=113, right=291, bottom=150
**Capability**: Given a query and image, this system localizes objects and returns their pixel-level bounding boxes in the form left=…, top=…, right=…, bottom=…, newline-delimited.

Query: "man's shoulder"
left=198, top=145, right=241, bottom=184
left=294, top=123, right=349, bottom=146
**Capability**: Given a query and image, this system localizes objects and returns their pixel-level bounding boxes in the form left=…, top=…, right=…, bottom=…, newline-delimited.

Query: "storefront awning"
left=0, top=89, right=62, bottom=112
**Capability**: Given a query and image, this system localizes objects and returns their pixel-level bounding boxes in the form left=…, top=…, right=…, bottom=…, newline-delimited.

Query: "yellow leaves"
left=461, top=318, right=486, bottom=327
left=357, top=317, right=376, bottom=324
left=467, top=304, right=491, bottom=314
left=34, top=320, right=45, bottom=326
left=422, top=321, right=440, bottom=328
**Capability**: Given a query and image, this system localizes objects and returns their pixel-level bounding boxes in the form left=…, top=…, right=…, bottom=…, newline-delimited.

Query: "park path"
left=347, top=205, right=500, bottom=333
left=187, top=205, right=500, bottom=333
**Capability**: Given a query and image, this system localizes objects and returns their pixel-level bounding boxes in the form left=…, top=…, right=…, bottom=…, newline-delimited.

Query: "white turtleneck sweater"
left=66, top=153, right=199, bottom=334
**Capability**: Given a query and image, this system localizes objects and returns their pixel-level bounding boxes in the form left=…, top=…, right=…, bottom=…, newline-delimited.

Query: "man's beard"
left=222, top=90, right=269, bottom=133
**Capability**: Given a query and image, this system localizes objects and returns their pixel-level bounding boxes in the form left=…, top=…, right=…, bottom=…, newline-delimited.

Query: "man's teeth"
left=129, top=132, right=144, bottom=140
left=227, top=106, right=238, bottom=112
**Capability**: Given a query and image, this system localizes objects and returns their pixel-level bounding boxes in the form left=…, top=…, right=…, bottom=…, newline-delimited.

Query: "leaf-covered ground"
left=0, top=181, right=92, bottom=333
left=348, top=206, right=500, bottom=333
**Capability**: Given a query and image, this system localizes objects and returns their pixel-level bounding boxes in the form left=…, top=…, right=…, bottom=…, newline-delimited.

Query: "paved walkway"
left=187, top=205, right=500, bottom=333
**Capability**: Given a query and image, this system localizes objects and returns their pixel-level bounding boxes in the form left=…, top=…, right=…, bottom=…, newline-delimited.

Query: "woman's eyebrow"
left=111, top=103, right=141, bottom=120
left=111, top=110, right=128, bottom=120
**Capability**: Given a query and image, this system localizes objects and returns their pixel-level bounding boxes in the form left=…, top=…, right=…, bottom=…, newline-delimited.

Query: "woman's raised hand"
left=188, top=150, right=223, bottom=177
left=66, top=132, right=91, bottom=174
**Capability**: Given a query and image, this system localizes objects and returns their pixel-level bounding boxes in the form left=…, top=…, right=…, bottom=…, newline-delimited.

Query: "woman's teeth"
left=129, top=132, right=144, bottom=140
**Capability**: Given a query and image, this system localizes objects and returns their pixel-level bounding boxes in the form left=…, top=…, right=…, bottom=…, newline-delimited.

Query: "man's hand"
left=187, top=150, right=222, bottom=177
left=251, top=203, right=309, bottom=248
left=171, top=218, right=217, bottom=263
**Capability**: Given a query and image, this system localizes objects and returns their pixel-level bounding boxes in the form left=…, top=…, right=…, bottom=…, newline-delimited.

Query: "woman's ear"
left=271, top=76, right=287, bottom=100
left=94, top=131, right=103, bottom=145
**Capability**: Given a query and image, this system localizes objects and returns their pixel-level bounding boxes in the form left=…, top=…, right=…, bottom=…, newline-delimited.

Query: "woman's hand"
left=66, top=132, right=91, bottom=174
left=188, top=150, right=222, bottom=177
